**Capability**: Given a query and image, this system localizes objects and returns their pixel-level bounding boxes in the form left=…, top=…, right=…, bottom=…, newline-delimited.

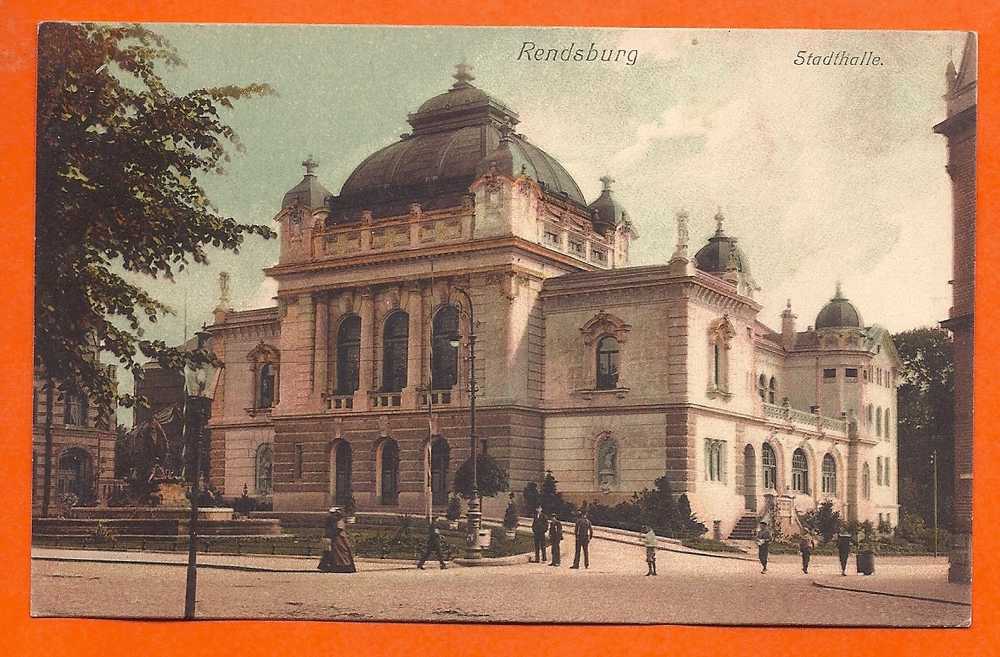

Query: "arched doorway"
left=57, top=447, right=94, bottom=502
left=430, top=438, right=450, bottom=506
left=333, top=441, right=352, bottom=506
left=378, top=439, right=399, bottom=505
left=743, top=445, right=757, bottom=511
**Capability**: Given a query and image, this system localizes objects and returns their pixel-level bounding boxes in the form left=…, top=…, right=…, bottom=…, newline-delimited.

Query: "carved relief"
left=580, top=310, right=632, bottom=346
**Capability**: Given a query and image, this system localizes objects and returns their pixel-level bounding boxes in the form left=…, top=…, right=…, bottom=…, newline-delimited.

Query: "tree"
left=894, top=327, right=954, bottom=528
left=35, top=24, right=274, bottom=515
left=522, top=482, right=540, bottom=516
left=539, top=470, right=577, bottom=519
left=452, top=454, right=510, bottom=499
left=801, top=500, right=843, bottom=543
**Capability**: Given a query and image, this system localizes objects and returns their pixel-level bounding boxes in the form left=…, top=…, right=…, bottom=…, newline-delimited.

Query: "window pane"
left=382, top=312, right=409, bottom=392
left=336, top=315, right=361, bottom=394
left=431, top=306, right=459, bottom=390
left=596, top=336, right=620, bottom=390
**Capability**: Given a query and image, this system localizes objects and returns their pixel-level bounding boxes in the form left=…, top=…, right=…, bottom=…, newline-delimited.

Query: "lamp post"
left=931, top=449, right=939, bottom=558
left=448, top=287, right=481, bottom=560
left=182, top=327, right=221, bottom=620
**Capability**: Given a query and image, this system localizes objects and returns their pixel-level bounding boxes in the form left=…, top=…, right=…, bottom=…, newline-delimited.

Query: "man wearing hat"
left=755, top=520, right=773, bottom=574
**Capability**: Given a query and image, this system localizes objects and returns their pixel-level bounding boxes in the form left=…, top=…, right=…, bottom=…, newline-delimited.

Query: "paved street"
left=31, top=538, right=970, bottom=626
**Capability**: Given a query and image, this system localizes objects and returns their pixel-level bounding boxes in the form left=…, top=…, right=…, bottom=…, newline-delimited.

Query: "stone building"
left=935, top=33, right=976, bottom=583
left=205, top=65, right=899, bottom=536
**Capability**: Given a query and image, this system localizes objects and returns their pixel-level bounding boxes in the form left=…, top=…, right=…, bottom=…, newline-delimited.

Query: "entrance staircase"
left=728, top=514, right=760, bottom=540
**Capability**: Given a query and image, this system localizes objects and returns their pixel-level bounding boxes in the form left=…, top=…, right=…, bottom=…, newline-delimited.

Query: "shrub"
left=801, top=501, right=843, bottom=543
left=539, top=471, right=578, bottom=520
left=582, top=476, right=707, bottom=538
left=446, top=494, right=462, bottom=522
left=453, top=454, right=510, bottom=499
left=522, top=482, right=540, bottom=516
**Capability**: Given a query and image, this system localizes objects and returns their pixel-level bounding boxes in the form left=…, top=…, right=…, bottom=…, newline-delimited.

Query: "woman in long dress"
left=318, top=508, right=357, bottom=573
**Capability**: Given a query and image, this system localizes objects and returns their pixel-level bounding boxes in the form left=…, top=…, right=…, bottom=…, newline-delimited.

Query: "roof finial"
left=671, top=208, right=690, bottom=260
left=600, top=175, right=615, bottom=192
left=834, top=279, right=844, bottom=299
left=302, top=154, right=319, bottom=176
left=714, top=206, right=725, bottom=234
left=453, top=61, right=475, bottom=88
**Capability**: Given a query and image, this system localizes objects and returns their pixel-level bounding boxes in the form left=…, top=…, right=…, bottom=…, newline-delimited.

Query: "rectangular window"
left=845, top=368, right=858, bottom=381
left=544, top=229, right=560, bottom=246
left=294, top=444, right=305, bottom=480
left=823, top=368, right=836, bottom=380
left=591, top=248, right=607, bottom=263
left=568, top=239, right=584, bottom=255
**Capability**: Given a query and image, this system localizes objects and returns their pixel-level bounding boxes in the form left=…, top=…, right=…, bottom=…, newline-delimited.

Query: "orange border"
left=2, top=2, right=997, bottom=656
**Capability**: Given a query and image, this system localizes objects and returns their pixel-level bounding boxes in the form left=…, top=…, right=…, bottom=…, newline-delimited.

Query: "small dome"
left=694, top=209, right=752, bottom=276
left=815, top=283, right=863, bottom=329
left=587, top=176, right=628, bottom=233
left=282, top=155, right=331, bottom=209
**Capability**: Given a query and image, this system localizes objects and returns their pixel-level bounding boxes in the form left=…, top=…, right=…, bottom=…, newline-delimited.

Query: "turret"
left=781, top=299, right=797, bottom=350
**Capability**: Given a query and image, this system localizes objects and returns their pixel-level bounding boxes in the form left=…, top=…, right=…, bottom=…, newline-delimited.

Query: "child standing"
left=643, top=524, right=658, bottom=576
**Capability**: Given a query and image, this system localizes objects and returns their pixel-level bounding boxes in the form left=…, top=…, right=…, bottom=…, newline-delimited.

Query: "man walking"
left=532, top=508, right=548, bottom=563
left=416, top=518, right=447, bottom=570
left=642, top=524, right=657, bottom=576
left=548, top=513, right=563, bottom=567
left=570, top=510, right=594, bottom=569
left=837, top=529, right=853, bottom=576
left=756, top=520, right=773, bottom=574
left=799, top=532, right=815, bottom=574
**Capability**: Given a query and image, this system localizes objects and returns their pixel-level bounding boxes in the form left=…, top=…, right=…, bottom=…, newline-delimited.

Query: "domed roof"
left=282, top=155, right=331, bottom=209
left=694, top=210, right=752, bottom=276
left=815, top=283, right=863, bottom=329
left=334, top=64, right=586, bottom=213
left=587, top=176, right=628, bottom=233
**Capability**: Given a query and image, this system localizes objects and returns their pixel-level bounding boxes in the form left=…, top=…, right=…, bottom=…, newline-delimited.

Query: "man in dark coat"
left=570, top=510, right=594, bottom=569
left=837, top=530, right=853, bottom=576
left=532, top=508, right=548, bottom=563
left=417, top=518, right=447, bottom=570
left=548, top=514, right=564, bottom=566
left=755, top=521, right=773, bottom=574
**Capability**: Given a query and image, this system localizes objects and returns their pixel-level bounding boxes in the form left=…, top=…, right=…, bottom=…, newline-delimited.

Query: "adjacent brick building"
left=205, top=65, right=899, bottom=535
left=934, top=33, right=976, bottom=584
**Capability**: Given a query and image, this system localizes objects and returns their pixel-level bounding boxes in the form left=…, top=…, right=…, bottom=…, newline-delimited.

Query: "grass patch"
left=680, top=537, right=745, bottom=553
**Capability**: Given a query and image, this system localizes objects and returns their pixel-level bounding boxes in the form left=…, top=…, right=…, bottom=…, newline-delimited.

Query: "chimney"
left=781, top=299, right=797, bottom=350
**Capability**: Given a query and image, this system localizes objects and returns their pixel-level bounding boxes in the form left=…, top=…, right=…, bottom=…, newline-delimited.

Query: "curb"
left=452, top=553, right=531, bottom=567
left=811, top=580, right=972, bottom=607
left=32, top=555, right=321, bottom=574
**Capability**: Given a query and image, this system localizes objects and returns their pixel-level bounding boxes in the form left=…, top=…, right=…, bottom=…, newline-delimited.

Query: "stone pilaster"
left=354, top=287, right=374, bottom=411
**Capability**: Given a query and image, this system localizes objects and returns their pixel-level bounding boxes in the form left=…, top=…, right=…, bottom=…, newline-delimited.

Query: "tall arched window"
left=768, top=377, right=777, bottom=404
left=792, top=449, right=809, bottom=493
left=336, top=315, right=361, bottom=395
left=430, top=438, right=450, bottom=505
left=259, top=363, right=276, bottom=408
left=334, top=441, right=352, bottom=506
left=431, top=306, right=459, bottom=390
left=757, top=374, right=767, bottom=400
left=821, top=454, right=837, bottom=495
left=862, top=462, right=871, bottom=499
left=596, top=336, right=620, bottom=390
left=379, top=439, right=400, bottom=505
left=875, top=407, right=883, bottom=437
left=867, top=404, right=873, bottom=427
left=382, top=312, right=409, bottom=393
left=884, top=410, right=891, bottom=440
left=876, top=456, right=883, bottom=486
left=884, top=458, right=891, bottom=487
left=762, top=443, right=777, bottom=490
left=705, top=439, right=726, bottom=482
left=255, top=443, right=273, bottom=496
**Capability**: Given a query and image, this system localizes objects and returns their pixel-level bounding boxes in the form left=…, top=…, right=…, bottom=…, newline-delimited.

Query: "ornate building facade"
left=935, top=33, right=976, bottom=583
left=205, top=65, right=899, bottom=536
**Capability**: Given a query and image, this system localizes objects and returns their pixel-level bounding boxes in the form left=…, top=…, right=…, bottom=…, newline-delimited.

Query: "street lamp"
left=931, top=449, right=939, bottom=558
left=182, top=326, right=221, bottom=619
left=448, top=287, right=481, bottom=560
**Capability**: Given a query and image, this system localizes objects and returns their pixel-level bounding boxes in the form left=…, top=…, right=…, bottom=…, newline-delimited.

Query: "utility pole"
left=931, top=449, right=939, bottom=558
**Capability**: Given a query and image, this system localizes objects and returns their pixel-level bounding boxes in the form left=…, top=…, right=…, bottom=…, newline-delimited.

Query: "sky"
left=106, top=25, right=967, bottom=418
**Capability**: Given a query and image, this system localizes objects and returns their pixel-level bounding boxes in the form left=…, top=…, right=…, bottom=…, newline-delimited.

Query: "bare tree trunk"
left=42, top=378, right=55, bottom=518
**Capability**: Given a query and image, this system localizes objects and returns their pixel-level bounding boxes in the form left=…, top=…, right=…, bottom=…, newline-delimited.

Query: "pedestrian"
left=755, top=520, right=772, bottom=574
left=532, top=508, right=548, bottom=563
left=642, top=524, right=657, bottom=576
left=799, top=532, right=815, bottom=574
left=570, top=510, right=594, bottom=569
left=837, top=529, right=853, bottom=576
left=318, top=508, right=357, bottom=573
left=548, top=513, right=563, bottom=566
left=416, top=518, right=447, bottom=570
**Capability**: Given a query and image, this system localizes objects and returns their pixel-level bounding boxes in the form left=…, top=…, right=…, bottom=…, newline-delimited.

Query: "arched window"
left=862, top=462, right=871, bottom=499
left=259, top=363, right=276, bottom=408
left=884, top=458, right=891, bottom=487
left=768, top=377, right=777, bottom=404
left=875, top=407, right=882, bottom=437
left=596, top=336, right=620, bottom=390
left=596, top=436, right=618, bottom=488
left=762, top=443, right=777, bottom=490
left=705, top=439, right=726, bottom=482
left=63, top=391, right=86, bottom=426
left=430, top=438, right=450, bottom=505
left=821, top=454, right=837, bottom=495
left=336, top=315, right=361, bottom=395
left=884, top=410, right=891, bottom=440
left=378, top=439, right=400, bottom=505
left=431, top=306, right=459, bottom=390
left=334, top=441, right=352, bottom=506
left=57, top=447, right=94, bottom=501
left=255, top=443, right=273, bottom=496
left=876, top=456, right=883, bottom=486
left=382, top=312, right=409, bottom=393
left=708, top=317, right=735, bottom=396
left=757, top=374, right=767, bottom=401
left=792, top=449, right=809, bottom=493
left=867, top=404, right=873, bottom=427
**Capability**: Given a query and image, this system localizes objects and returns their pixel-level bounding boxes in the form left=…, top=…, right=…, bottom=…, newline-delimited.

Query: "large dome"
left=331, top=64, right=586, bottom=219
left=815, top=284, right=863, bottom=329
